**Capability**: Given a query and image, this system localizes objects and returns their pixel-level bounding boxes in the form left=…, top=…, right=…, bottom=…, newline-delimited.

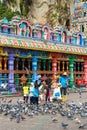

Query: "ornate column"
left=15, top=58, right=19, bottom=89
left=84, top=59, right=87, bottom=87
left=66, top=61, right=69, bottom=72
left=32, top=56, right=38, bottom=82
left=69, top=59, right=75, bottom=90
left=58, top=60, right=60, bottom=72
left=62, top=61, right=65, bottom=72
left=8, top=54, right=16, bottom=92
left=52, top=57, right=57, bottom=77
left=0, top=57, right=2, bottom=88
left=3, top=57, right=7, bottom=85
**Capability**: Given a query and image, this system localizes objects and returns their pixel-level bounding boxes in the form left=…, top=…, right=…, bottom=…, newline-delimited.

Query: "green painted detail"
left=69, top=59, right=75, bottom=90
left=8, top=39, right=13, bottom=44
left=67, top=54, right=77, bottom=60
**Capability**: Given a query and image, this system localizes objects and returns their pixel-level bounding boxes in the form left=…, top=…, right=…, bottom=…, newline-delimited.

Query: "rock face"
left=28, top=0, right=49, bottom=23
left=0, top=0, right=75, bottom=27
left=28, top=0, right=72, bottom=27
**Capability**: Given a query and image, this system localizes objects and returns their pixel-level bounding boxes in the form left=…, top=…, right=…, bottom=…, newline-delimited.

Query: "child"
left=22, top=82, right=29, bottom=103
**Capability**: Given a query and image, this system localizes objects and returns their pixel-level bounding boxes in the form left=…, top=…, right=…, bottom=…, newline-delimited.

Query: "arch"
left=42, top=26, right=50, bottom=40
left=18, top=20, right=32, bottom=37
left=77, top=34, right=83, bottom=46
left=62, top=31, right=67, bottom=43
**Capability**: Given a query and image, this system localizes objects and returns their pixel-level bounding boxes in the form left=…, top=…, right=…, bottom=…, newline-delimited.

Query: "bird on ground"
left=8, top=99, right=12, bottom=103
left=74, top=118, right=81, bottom=124
left=51, top=117, right=58, bottom=123
left=79, top=123, right=87, bottom=129
left=61, top=122, right=68, bottom=129
left=21, top=115, right=26, bottom=120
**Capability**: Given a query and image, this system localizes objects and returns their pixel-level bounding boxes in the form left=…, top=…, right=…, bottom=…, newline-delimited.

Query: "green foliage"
left=51, top=13, right=58, bottom=19
left=20, top=0, right=32, bottom=16
left=0, top=3, right=20, bottom=20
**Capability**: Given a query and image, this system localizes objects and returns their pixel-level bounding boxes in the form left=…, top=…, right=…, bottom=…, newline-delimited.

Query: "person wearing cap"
left=59, top=72, right=69, bottom=96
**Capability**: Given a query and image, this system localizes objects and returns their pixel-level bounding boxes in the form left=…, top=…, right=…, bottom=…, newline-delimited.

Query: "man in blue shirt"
left=59, top=72, right=69, bottom=96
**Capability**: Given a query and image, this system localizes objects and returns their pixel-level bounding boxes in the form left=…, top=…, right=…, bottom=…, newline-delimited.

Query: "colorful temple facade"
left=0, top=0, right=87, bottom=93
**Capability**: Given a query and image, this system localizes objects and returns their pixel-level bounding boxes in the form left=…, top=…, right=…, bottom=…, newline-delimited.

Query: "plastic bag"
left=52, top=87, right=61, bottom=99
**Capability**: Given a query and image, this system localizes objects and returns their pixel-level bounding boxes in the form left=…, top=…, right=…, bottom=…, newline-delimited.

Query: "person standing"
left=45, top=75, right=52, bottom=102
left=29, top=82, right=35, bottom=105
left=22, top=82, right=29, bottom=103
left=59, top=72, right=69, bottom=97
left=34, top=80, right=39, bottom=105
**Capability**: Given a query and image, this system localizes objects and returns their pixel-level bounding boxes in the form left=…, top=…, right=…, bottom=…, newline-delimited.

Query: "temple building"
left=0, top=0, right=87, bottom=93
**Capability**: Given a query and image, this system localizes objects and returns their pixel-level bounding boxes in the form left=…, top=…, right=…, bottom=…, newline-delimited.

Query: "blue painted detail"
left=58, top=34, right=61, bottom=43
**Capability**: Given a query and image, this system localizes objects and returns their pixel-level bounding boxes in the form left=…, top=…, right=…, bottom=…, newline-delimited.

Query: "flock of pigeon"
left=0, top=97, right=87, bottom=129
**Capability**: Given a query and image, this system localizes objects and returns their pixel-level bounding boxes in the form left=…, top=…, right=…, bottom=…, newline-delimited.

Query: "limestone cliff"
left=0, top=0, right=75, bottom=28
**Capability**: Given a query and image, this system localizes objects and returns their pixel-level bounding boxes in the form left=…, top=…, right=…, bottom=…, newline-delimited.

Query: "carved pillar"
left=62, top=61, right=65, bottom=72
left=15, top=58, right=19, bottom=89
left=66, top=61, right=69, bottom=72
left=0, top=57, right=2, bottom=70
left=32, top=56, right=38, bottom=82
left=84, top=59, right=87, bottom=87
left=0, top=57, right=2, bottom=88
left=58, top=60, right=60, bottom=72
left=8, top=54, right=16, bottom=92
left=4, top=57, right=7, bottom=70
left=69, top=59, right=75, bottom=89
left=52, top=57, right=57, bottom=77
left=3, top=57, right=7, bottom=85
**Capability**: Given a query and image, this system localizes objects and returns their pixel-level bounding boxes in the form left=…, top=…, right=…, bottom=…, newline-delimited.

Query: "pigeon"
left=77, top=89, right=82, bottom=98
left=75, top=118, right=81, bottom=124
left=61, top=122, right=68, bottom=129
left=8, top=99, right=12, bottom=103
left=79, top=123, right=87, bottom=129
left=16, top=113, right=20, bottom=123
left=51, top=117, right=58, bottom=123
left=21, top=115, right=26, bottom=120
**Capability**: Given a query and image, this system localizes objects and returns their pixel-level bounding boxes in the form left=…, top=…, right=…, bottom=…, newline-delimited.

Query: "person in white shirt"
left=29, top=82, right=35, bottom=104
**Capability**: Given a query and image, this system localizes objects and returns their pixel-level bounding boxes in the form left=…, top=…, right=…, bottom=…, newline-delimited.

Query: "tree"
left=0, top=3, right=20, bottom=20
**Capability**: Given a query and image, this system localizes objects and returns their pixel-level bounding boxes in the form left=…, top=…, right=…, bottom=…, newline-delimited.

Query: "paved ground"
left=0, top=92, right=87, bottom=130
